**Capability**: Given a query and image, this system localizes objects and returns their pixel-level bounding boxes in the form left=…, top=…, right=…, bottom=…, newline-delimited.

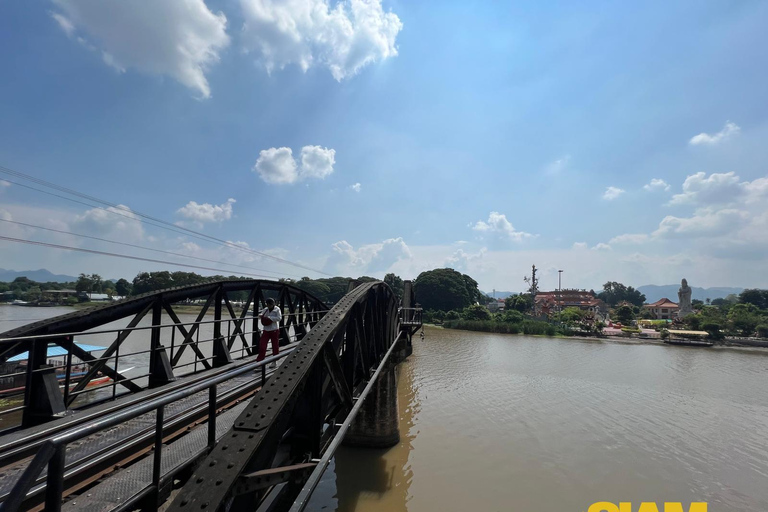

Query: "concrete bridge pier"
left=343, top=280, right=417, bottom=449
left=342, top=360, right=400, bottom=448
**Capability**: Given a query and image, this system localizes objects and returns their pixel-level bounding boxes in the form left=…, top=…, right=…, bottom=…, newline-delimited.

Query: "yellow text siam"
left=588, top=503, right=707, bottom=512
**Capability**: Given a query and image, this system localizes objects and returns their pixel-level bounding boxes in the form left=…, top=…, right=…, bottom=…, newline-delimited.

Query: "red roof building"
left=643, top=298, right=679, bottom=320
left=535, top=290, right=607, bottom=316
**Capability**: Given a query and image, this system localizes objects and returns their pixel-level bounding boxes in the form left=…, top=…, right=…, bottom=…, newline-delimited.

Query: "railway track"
left=0, top=350, right=293, bottom=511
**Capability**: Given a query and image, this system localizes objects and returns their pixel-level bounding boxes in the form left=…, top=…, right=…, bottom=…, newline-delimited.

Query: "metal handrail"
left=0, top=310, right=330, bottom=344
left=1, top=349, right=292, bottom=512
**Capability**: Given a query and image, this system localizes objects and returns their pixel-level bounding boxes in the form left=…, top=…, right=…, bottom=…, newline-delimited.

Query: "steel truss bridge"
left=0, top=279, right=421, bottom=512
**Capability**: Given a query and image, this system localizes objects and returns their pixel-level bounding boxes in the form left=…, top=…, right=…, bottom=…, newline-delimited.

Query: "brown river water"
left=307, top=325, right=768, bottom=512
left=3, top=309, right=768, bottom=511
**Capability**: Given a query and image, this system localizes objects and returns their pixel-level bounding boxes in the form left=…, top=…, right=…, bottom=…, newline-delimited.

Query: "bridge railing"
left=0, top=279, right=329, bottom=429
left=1, top=349, right=293, bottom=512
left=398, top=307, right=423, bottom=326
left=0, top=310, right=328, bottom=429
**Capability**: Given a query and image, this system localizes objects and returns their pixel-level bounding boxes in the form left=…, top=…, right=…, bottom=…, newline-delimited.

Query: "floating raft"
left=665, top=331, right=713, bottom=347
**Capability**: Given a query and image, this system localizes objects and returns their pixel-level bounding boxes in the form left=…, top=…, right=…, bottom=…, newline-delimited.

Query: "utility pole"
left=524, top=265, right=539, bottom=316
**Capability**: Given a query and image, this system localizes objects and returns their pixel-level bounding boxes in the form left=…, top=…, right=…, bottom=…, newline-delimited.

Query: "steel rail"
left=0, top=349, right=295, bottom=512
left=0, top=356, right=283, bottom=510
left=0, top=343, right=299, bottom=464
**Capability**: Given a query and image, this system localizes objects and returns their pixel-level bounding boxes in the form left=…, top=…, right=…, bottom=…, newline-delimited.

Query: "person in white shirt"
left=257, top=298, right=282, bottom=367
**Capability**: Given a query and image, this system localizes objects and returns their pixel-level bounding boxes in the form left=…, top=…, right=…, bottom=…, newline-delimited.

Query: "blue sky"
left=1, top=0, right=768, bottom=292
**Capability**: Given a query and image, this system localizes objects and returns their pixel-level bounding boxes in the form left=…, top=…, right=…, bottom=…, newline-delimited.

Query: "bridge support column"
left=343, top=362, right=399, bottom=448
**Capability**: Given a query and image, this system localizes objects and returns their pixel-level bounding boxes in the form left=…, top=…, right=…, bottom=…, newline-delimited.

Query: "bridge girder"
left=166, top=281, right=401, bottom=512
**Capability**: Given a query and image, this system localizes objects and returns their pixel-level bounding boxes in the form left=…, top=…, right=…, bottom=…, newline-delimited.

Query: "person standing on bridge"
left=257, top=298, right=282, bottom=368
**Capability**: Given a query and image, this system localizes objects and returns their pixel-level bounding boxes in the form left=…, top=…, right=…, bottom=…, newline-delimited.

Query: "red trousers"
left=257, top=329, right=280, bottom=361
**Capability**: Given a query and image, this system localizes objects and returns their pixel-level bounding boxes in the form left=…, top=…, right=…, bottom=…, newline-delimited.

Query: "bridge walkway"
left=0, top=355, right=287, bottom=510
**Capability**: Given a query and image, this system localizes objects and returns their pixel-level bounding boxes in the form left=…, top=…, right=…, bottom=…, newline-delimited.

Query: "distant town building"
left=643, top=298, right=679, bottom=320
left=535, top=289, right=607, bottom=316
left=89, top=293, right=112, bottom=302
left=487, top=299, right=505, bottom=313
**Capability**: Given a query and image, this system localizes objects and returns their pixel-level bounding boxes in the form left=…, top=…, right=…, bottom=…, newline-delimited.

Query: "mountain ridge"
left=0, top=268, right=78, bottom=283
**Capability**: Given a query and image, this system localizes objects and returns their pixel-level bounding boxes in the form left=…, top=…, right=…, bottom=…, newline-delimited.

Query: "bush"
left=442, top=319, right=557, bottom=336
left=757, top=325, right=768, bottom=339
left=445, top=310, right=460, bottom=321
left=702, top=322, right=724, bottom=340
left=64, top=296, right=79, bottom=306
left=462, top=304, right=492, bottom=321
left=501, top=310, right=524, bottom=323
left=660, top=328, right=670, bottom=340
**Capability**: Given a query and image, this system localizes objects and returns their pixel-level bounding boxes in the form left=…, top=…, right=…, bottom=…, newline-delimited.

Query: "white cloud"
left=444, top=247, right=486, bottom=272
left=653, top=209, right=749, bottom=239
left=602, top=186, right=625, bottom=200
left=72, top=204, right=144, bottom=242
left=239, top=0, right=402, bottom=81
left=472, top=212, right=534, bottom=241
left=592, top=243, right=612, bottom=251
left=254, top=147, right=299, bottom=184
left=50, top=11, right=76, bottom=37
left=689, top=121, right=740, bottom=146
left=51, top=0, right=229, bottom=98
left=572, top=242, right=588, bottom=250
left=176, top=198, right=236, bottom=223
left=545, top=155, right=571, bottom=175
left=644, top=178, right=670, bottom=192
left=325, top=237, right=411, bottom=274
left=350, top=182, right=362, bottom=193
left=669, top=171, right=752, bottom=206
left=253, top=145, right=336, bottom=184
left=609, top=233, right=650, bottom=245
left=299, top=146, right=335, bottom=180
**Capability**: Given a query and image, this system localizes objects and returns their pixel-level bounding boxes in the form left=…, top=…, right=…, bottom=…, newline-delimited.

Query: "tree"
left=90, top=274, right=103, bottom=294
left=383, top=273, right=404, bottom=299
left=597, top=282, right=646, bottom=307
left=557, top=307, right=586, bottom=326
left=76, top=273, right=93, bottom=294
left=115, top=278, right=133, bottom=296
left=728, top=303, right=760, bottom=336
left=292, top=277, right=332, bottom=300
left=615, top=304, right=635, bottom=325
left=505, top=294, right=532, bottom=313
left=739, top=289, right=768, bottom=310
left=502, top=310, right=525, bottom=323
left=414, top=268, right=479, bottom=311
left=462, top=304, right=492, bottom=321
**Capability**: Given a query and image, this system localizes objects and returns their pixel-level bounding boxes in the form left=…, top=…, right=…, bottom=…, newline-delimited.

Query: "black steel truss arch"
left=0, top=280, right=328, bottom=428
left=166, top=281, right=402, bottom=512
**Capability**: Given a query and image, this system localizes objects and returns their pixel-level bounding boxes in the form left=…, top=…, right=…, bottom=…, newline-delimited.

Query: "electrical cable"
left=0, top=218, right=298, bottom=279
left=0, top=165, right=330, bottom=276
left=0, top=235, right=290, bottom=279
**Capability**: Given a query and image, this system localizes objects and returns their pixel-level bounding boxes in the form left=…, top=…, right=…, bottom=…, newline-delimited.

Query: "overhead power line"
left=0, top=235, right=289, bottom=279
left=0, top=165, right=330, bottom=276
left=0, top=218, right=298, bottom=279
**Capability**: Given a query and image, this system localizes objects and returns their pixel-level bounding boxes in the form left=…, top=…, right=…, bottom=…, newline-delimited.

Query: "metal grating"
left=61, top=402, right=250, bottom=512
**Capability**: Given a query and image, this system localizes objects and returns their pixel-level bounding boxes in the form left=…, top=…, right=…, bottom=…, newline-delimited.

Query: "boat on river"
left=0, top=342, right=133, bottom=397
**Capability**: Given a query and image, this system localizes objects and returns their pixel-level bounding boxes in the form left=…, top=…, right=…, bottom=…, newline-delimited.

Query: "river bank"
left=430, top=323, right=768, bottom=354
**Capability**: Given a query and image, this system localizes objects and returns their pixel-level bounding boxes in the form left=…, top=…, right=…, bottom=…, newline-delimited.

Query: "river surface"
left=307, top=325, right=768, bottom=512
left=3, top=308, right=768, bottom=511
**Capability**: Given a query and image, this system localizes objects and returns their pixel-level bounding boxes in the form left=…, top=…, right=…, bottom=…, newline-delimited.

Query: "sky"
left=1, top=0, right=768, bottom=293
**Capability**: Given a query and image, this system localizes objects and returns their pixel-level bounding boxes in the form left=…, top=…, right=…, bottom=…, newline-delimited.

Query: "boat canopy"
left=7, top=342, right=107, bottom=362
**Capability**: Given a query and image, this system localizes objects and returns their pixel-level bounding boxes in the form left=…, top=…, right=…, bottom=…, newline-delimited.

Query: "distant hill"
left=637, top=284, right=743, bottom=303
left=0, top=268, right=77, bottom=283
left=481, top=290, right=519, bottom=299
